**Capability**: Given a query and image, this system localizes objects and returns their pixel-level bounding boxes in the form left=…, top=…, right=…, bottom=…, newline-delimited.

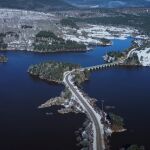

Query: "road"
left=127, top=48, right=136, bottom=59
left=64, top=71, right=105, bottom=150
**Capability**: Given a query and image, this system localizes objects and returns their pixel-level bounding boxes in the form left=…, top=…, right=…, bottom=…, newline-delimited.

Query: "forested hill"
left=0, top=0, right=73, bottom=11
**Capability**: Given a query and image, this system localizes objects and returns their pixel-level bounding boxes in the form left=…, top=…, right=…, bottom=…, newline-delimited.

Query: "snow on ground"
left=136, top=47, right=150, bottom=66
left=135, top=35, right=149, bottom=40
left=62, top=24, right=138, bottom=45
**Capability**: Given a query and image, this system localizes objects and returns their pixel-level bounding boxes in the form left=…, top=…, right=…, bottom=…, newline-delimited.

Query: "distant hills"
left=0, top=0, right=149, bottom=11
left=0, top=0, right=72, bottom=11
left=66, top=0, right=150, bottom=8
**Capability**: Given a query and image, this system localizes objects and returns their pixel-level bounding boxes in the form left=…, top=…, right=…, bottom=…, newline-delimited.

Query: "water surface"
left=82, top=67, right=150, bottom=149
left=0, top=37, right=145, bottom=150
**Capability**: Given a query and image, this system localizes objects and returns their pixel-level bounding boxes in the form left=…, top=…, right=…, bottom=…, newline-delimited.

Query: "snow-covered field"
left=63, top=24, right=138, bottom=45
left=136, top=47, right=150, bottom=66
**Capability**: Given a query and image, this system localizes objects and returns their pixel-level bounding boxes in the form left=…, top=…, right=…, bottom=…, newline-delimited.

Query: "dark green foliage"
left=0, top=33, right=8, bottom=50
left=84, top=69, right=90, bottom=79
left=34, top=31, right=86, bottom=52
left=0, top=36, right=7, bottom=50
left=0, top=43, right=7, bottom=50
left=125, top=53, right=140, bottom=65
left=127, top=145, right=145, bottom=150
left=36, top=31, right=58, bottom=39
left=107, top=51, right=124, bottom=58
left=74, top=69, right=90, bottom=85
left=72, top=13, right=150, bottom=35
left=28, top=61, right=80, bottom=82
left=21, top=25, right=33, bottom=29
left=109, top=113, right=124, bottom=127
left=60, top=18, right=79, bottom=29
left=101, top=38, right=111, bottom=45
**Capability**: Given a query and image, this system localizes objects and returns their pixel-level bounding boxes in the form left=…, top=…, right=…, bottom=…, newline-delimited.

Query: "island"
left=0, top=55, right=8, bottom=63
left=108, top=113, right=126, bottom=133
left=121, top=145, right=145, bottom=150
left=28, top=61, right=80, bottom=83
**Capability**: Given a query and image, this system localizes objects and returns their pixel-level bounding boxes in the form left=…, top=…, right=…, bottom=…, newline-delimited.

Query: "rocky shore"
left=38, top=88, right=83, bottom=114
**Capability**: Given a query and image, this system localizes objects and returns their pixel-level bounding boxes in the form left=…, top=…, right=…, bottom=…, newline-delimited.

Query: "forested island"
left=0, top=55, right=8, bottom=63
left=121, top=145, right=145, bottom=150
left=100, top=38, right=112, bottom=46
left=33, top=31, right=86, bottom=53
left=28, top=61, right=91, bottom=85
left=28, top=61, right=80, bottom=83
left=103, top=51, right=125, bottom=63
left=108, top=113, right=126, bottom=132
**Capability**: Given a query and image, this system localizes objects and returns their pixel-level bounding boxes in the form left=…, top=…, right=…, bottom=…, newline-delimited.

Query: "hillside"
left=0, top=0, right=73, bottom=11
left=0, top=0, right=149, bottom=10
left=66, top=0, right=150, bottom=8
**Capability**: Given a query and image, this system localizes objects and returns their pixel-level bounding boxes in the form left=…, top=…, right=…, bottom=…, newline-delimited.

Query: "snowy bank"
left=135, top=47, right=150, bottom=66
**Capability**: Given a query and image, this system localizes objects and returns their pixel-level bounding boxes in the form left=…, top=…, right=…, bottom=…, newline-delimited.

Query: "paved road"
left=64, top=72, right=105, bottom=150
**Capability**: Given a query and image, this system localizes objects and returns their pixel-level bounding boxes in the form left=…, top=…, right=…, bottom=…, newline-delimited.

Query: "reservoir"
left=0, top=37, right=149, bottom=150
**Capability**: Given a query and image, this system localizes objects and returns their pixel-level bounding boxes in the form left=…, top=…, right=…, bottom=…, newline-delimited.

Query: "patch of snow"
left=136, top=47, right=150, bottom=66
left=62, top=24, right=138, bottom=46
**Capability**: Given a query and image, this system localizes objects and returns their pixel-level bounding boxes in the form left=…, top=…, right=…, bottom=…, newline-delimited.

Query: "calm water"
left=82, top=67, right=150, bottom=150
left=1, top=37, right=149, bottom=150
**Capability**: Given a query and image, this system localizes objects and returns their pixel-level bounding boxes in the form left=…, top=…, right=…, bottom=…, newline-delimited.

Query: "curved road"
left=64, top=71, right=105, bottom=150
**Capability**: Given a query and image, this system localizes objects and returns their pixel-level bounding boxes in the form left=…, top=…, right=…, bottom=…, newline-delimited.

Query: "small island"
left=0, top=55, right=8, bottom=63
left=121, top=145, right=145, bottom=150
left=100, top=38, right=112, bottom=46
left=108, top=113, right=126, bottom=133
left=103, top=51, right=125, bottom=63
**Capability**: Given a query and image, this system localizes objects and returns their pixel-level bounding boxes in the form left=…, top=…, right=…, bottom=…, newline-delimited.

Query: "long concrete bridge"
left=82, top=61, right=122, bottom=71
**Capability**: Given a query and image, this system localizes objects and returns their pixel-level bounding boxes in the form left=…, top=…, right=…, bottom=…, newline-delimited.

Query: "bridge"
left=82, top=61, right=122, bottom=71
